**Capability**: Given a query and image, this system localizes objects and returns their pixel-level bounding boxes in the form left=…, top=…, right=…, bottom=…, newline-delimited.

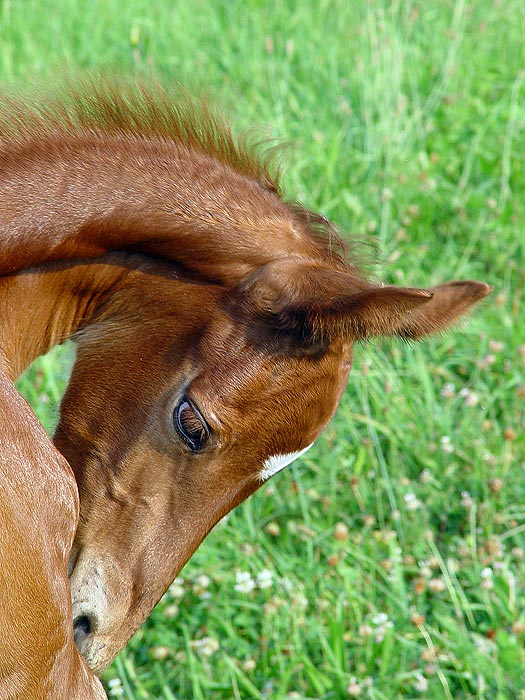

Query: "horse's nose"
left=73, top=614, right=93, bottom=650
left=72, top=609, right=110, bottom=672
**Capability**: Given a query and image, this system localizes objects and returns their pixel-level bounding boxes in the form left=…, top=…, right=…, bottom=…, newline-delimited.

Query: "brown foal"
left=0, top=80, right=490, bottom=698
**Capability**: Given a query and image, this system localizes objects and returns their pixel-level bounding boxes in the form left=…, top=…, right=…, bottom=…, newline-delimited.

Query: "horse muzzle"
left=69, top=552, right=129, bottom=674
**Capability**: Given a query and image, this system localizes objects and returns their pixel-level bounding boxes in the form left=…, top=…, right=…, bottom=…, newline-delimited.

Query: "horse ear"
left=230, top=260, right=491, bottom=350
left=392, top=280, right=492, bottom=339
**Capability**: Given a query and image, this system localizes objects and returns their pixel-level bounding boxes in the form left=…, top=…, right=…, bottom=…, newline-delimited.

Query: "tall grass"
left=5, top=0, right=525, bottom=697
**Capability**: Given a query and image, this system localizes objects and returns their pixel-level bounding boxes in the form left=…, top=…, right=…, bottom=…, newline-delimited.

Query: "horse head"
left=53, top=256, right=488, bottom=672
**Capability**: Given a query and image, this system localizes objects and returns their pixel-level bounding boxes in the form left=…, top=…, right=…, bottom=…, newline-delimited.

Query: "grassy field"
left=3, top=0, right=525, bottom=698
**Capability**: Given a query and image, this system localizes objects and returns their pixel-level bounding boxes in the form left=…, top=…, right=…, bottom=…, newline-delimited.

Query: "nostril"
left=73, top=614, right=92, bottom=648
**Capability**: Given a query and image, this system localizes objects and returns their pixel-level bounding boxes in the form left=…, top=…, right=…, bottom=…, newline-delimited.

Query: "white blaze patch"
left=259, top=442, right=314, bottom=482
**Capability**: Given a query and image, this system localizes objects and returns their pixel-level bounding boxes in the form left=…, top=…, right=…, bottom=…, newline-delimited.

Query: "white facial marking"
left=259, top=442, right=314, bottom=482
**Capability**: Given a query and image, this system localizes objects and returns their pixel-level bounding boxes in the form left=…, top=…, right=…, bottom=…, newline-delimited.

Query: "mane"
left=0, top=76, right=281, bottom=194
left=0, top=75, right=359, bottom=277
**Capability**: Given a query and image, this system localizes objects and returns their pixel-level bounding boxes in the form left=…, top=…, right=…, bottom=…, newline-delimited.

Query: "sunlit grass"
left=6, top=0, right=525, bottom=697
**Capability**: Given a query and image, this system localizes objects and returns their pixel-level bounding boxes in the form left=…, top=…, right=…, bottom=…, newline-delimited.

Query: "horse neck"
left=0, top=259, right=128, bottom=380
left=0, top=134, right=332, bottom=283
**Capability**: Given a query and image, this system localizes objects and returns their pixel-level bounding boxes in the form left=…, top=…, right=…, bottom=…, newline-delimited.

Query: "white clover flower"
left=441, top=382, right=455, bottom=399
left=461, top=389, right=480, bottom=407
left=242, top=658, right=256, bottom=672
left=168, top=582, right=185, bottom=599
left=428, top=577, right=446, bottom=593
left=347, top=678, right=362, bottom=696
left=202, top=637, right=220, bottom=656
left=292, top=593, right=308, bottom=610
left=168, top=577, right=185, bottom=599
left=461, top=491, right=474, bottom=508
left=420, top=468, right=432, bottom=483
left=150, top=645, right=170, bottom=661
left=190, top=636, right=220, bottom=656
left=192, top=573, right=212, bottom=599
left=256, top=569, right=273, bottom=589
left=440, top=436, right=454, bottom=453
left=404, top=492, right=422, bottom=510
left=280, top=577, right=293, bottom=592
left=369, top=612, right=393, bottom=642
left=163, top=603, right=179, bottom=618
left=107, top=678, right=124, bottom=697
left=413, top=673, right=428, bottom=692
left=371, top=612, right=389, bottom=626
left=480, top=567, right=494, bottom=589
left=374, top=623, right=392, bottom=643
left=358, top=624, right=373, bottom=638
left=195, top=574, right=210, bottom=588
left=371, top=612, right=386, bottom=625
left=235, top=571, right=255, bottom=593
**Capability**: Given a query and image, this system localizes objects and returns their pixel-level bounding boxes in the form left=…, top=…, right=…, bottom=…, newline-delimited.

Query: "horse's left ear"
left=389, top=280, right=492, bottom=339
left=230, top=259, right=491, bottom=350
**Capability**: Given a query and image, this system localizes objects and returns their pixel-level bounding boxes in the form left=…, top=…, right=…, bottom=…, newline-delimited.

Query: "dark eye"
left=174, top=397, right=210, bottom=452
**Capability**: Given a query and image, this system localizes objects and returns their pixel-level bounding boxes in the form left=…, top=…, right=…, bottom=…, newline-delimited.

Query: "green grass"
left=6, top=0, right=525, bottom=697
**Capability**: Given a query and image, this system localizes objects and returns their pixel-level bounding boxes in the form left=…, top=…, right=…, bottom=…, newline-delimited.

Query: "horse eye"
left=174, top=397, right=210, bottom=452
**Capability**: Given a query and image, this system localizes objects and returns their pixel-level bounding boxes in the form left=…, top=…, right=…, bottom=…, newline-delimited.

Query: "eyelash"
left=173, top=396, right=210, bottom=452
